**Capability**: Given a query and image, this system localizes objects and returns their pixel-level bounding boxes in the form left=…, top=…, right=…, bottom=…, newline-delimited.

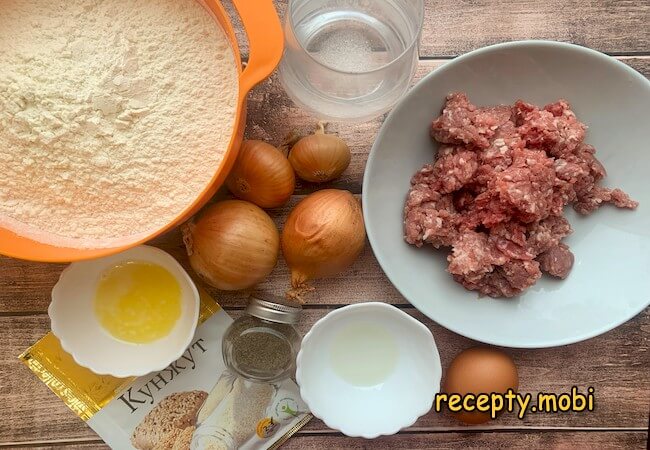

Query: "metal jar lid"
left=246, top=293, right=302, bottom=324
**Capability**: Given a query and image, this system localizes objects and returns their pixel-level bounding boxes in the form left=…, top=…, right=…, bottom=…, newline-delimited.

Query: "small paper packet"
left=19, top=290, right=311, bottom=449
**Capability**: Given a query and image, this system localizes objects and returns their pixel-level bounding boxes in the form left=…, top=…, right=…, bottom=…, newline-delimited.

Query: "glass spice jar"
left=222, top=294, right=302, bottom=383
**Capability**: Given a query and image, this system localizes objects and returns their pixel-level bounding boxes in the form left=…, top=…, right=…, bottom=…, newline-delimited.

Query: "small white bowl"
left=49, top=245, right=200, bottom=377
left=296, top=302, right=441, bottom=438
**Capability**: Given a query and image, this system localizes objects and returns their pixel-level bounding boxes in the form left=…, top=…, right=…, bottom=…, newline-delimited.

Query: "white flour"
left=0, top=0, right=238, bottom=248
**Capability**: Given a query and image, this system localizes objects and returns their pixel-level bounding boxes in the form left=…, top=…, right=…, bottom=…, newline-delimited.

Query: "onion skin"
left=226, top=140, right=295, bottom=208
left=182, top=200, right=279, bottom=291
left=282, top=190, right=365, bottom=293
left=289, top=133, right=350, bottom=183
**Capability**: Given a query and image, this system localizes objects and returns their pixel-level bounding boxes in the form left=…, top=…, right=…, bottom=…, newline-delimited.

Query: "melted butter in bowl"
left=95, top=261, right=182, bottom=344
left=49, top=246, right=200, bottom=377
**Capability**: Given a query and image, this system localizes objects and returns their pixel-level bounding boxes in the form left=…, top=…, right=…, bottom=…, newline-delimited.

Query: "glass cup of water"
left=278, top=0, right=425, bottom=123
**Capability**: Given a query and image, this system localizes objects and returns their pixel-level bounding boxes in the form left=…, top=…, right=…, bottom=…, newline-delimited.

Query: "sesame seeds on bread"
left=131, top=390, right=208, bottom=450
left=171, top=426, right=196, bottom=450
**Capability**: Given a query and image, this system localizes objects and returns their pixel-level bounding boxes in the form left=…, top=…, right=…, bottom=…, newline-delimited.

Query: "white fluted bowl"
left=296, top=302, right=441, bottom=438
left=49, top=245, right=200, bottom=377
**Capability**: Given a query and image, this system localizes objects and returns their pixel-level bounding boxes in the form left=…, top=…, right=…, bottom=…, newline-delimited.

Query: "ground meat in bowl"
left=404, top=93, right=638, bottom=298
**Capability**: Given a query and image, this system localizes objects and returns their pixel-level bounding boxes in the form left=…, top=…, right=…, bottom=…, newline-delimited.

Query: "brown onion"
left=182, top=200, right=279, bottom=290
left=282, top=189, right=365, bottom=300
left=227, top=140, right=295, bottom=208
left=288, top=123, right=350, bottom=183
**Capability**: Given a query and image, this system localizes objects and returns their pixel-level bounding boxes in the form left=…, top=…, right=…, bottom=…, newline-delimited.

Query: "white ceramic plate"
left=363, top=41, right=650, bottom=348
left=49, top=245, right=200, bottom=377
left=296, top=303, right=442, bottom=438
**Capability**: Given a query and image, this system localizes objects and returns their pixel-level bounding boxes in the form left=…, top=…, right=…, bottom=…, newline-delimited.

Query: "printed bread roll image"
left=131, top=390, right=207, bottom=450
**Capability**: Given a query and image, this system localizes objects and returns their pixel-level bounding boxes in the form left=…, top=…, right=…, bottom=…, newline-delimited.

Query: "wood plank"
left=281, top=431, right=649, bottom=449
left=5, top=430, right=649, bottom=449
left=11, top=443, right=107, bottom=449
left=1, top=57, right=648, bottom=313
left=1, top=309, right=648, bottom=443
left=416, top=1, right=650, bottom=57
left=226, top=1, right=650, bottom=58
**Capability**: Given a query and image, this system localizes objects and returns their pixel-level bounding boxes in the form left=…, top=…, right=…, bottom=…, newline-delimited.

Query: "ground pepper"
left=222, top=296, right=302, bottom=382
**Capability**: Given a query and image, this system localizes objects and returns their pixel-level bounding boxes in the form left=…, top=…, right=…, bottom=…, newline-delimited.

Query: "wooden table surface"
left=1, top=1, right=649, bottom=449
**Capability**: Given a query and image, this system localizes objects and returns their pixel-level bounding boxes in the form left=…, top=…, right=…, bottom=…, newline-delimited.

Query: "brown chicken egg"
left=443, top=346, right=518, bottom=424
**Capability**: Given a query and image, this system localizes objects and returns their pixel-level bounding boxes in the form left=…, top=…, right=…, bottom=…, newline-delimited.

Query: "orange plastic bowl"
left=0, top=0, right=284, bottom=263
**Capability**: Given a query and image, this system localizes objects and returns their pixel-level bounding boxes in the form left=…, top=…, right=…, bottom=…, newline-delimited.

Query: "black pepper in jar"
left=222, top=295, right=302, bottom=382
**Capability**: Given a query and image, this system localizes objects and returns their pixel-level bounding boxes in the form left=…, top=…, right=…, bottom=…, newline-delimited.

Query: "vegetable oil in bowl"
left=94, top=261, right=182, bottom=344
left=329, top=322, right=399, bottom=386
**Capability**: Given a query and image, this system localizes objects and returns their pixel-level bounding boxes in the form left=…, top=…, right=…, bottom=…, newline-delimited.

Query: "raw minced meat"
left=447, top=231, right=507, bottom=276
left=453, top=260, right=542, bottom=299
left=432, top=150, right=479, bottom=194
left=537, top=243, right=574, bottom=279
left=515, top=99, right=586, bottom=157
left=404, top=93, right=638, bottom=298
left=526, top=215, right=572, bottom=255
left=431, top=92, right=512, bottom=149
left=404, top=170, right=459, bottom=248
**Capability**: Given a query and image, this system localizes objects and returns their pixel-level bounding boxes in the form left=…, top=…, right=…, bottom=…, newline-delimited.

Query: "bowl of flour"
left=0, top=0, right=283, bottom=261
